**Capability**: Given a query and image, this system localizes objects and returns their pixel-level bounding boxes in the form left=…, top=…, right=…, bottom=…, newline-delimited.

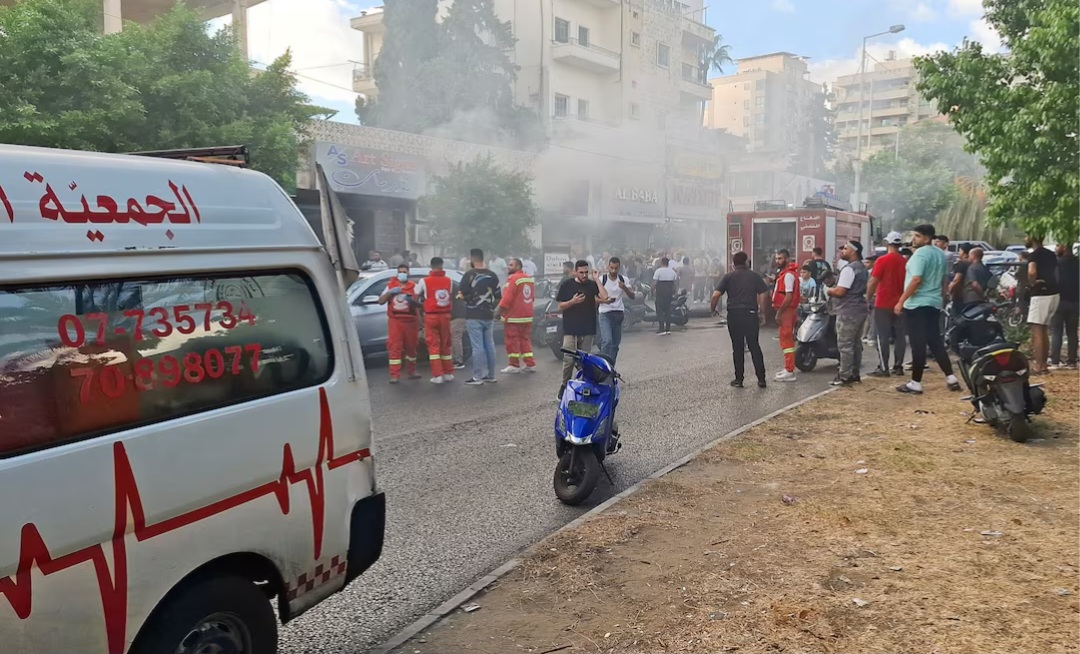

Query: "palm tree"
left=700, top=34, right=734, bottom=82
left=936, top=176, right=1019, bottom=248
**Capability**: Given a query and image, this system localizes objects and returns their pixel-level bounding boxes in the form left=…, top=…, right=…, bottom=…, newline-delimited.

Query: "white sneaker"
left=429, top=376, right=444, bottom=384
left=442, top=374, right=455, bottom=382
left=774, top=369, right=788, bottom=379
left=501, top=366, right=521, bottom=374
left=522, top=366, right=537, bottom=373
left=775, top=370, right=797, bottom=382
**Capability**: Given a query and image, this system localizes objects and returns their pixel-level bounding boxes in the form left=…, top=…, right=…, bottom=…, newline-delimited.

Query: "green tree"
left=355, top=0, right=440, bottom=131
left=935, top=177, right=1020, bottom=248
left=914, top=0, right=1079, bottom=242
left=844, top=120, right=982, bottom=230
left=357, top=0, right=542, bottom=148
left=420, top=155, right=538, bottom=257
left=699, top=33, right=733, bottom=79
left=792, top=83, right=834, bottom=178
left=0, top=0, right=326, bottom=189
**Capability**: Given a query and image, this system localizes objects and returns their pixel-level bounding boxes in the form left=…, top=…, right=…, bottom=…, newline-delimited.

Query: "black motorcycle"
left=948, top=302, right=1046, bottom=442
left=670, top=289, right=691, bottom=327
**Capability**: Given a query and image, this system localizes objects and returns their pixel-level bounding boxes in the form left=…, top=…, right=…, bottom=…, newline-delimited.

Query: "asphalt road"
left=279, top=318, right=835, bottom=654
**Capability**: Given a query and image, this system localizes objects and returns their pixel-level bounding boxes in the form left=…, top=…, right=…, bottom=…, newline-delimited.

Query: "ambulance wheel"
left=130, top=575, right=277, bottom=654
left=795, top=344, right=817, bottom=372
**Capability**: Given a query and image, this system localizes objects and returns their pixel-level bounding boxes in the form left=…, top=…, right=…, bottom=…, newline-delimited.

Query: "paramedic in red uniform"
left=496, top=258, right=536, bottom=373
left=772, top=249, right=801, bottom=382
left=379, top=264, right=421, bottom=383
left=415, top=257, right=455, bottom=384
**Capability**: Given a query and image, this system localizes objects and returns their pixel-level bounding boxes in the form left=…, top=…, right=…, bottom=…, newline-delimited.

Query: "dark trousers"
left=1050, top=300, right=1079, bottom=364
left=904, top=306, right=954, bottom=383
left=656, top=295, right=672, bottom=332
left=874, top=307, right=907, bottom=370
left=727, top=308, right=766, bottom=382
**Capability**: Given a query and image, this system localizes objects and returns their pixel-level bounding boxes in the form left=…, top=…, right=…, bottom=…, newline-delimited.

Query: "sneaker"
left=774, top=369, right=788, bottom=379
left=757, top=379, right=768, bottom=388
left=831, top=377, right=855, bottom=386
left=389, top=377, right=400, bottom=384
left=522, top=366, right=537, bottom=373
left=429, top=376, right=444, bottom=385
left=776, top=370, right=797, bottom=382
left=465, top=378, right=484, bottom=386
left=442, top=374, right=455, bottom=382
left=869, top=368, right=890, bottom=378
left=408, top=372, right=423, bottom=380
left=891, top=365, right=904, bottom=376
left=501, top=366, right=521, bottom=374
left=483, top=377, right=498, bottom=384
left=946, top=374, right=961, bottom=391
left=453, top=362, right=466, bottom=370
left=665, top=330, right=673, bottom=335
left=730, top=379, right=744, bottom=388
left=896, top=381, right=923, bottom=394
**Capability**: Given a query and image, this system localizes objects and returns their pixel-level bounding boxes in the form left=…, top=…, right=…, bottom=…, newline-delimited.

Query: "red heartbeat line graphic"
left=0, top=388, right=370, bottom=654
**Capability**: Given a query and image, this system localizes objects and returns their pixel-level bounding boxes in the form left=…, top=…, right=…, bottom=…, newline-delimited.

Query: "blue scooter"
left=554, top=349, right=622, bottom=505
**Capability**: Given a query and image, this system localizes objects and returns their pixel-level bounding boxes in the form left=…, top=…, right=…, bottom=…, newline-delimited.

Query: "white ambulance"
left=0, top=145, right=384, bottom=653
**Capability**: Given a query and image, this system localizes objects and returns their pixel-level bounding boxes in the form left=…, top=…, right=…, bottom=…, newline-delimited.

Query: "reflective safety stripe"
left=508, top=353, right=521, bottom=358
left=389, top=359, right=402, bottom=365
left=429, top=355, right=441, bottom=362
left=506, top=317, right=533, bottom=323
left=405, top=356, right=417, bottom=362
left=782, top=347, right=796, bottom=354
left=441, top=355, right=454, bottom=360
left=522, top=352, right=534, bottom=358
left=516, top=277, right=535, bottom=285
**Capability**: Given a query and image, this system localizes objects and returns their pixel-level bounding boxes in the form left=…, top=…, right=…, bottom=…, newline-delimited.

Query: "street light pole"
left=851, top=24, right=904, bottom=213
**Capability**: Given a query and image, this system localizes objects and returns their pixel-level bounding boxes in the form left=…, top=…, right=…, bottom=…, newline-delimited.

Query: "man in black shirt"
left=555, top=259, right=609, bottom=394
left=711, top=251, right=770, bottom=388
left=1051, top=243, right=1079, bottom=368
left=460, top=248, right=503, bottom=385
left=807, top=247, right=833, bottom=284
left=1025, top=235, right=1060, bottom=374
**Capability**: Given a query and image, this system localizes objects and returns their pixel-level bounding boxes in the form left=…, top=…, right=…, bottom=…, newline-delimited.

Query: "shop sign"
left=315, top=142, right=426, bottom=200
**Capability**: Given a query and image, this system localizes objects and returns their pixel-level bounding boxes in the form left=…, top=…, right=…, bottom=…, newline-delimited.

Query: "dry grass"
left=405, top=373, right=1080, bottom=654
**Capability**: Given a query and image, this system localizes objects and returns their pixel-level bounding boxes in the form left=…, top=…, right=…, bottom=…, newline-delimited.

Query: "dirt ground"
left=399, top=372, right=1080, bottom=654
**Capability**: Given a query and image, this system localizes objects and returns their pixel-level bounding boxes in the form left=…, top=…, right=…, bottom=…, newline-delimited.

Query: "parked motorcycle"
left=670, top=289, right=690, bottom=327
left=554, top=349, right=622, bottom=505
left=948, top=302, right=1046, bottom=442
left=794, top=297, right=839, bottom=371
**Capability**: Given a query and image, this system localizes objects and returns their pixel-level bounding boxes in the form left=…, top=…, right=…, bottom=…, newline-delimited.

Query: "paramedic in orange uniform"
left=772, top=249, right=801, bottom=382
left=496, top=258, right=536, bottom=373
left=415, top=257, right=455, bottom=384
left=379, top=264, right=421, bottom=384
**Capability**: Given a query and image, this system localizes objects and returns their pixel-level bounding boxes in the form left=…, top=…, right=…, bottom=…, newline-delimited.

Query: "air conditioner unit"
left=413, top=224, right=432, bottom=244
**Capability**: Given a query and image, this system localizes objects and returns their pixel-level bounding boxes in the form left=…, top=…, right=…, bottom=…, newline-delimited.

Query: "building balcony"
left=681, top=15, right=715, bottom=45
left=551, top=113, right=622, bottom=141
left=569, top=0, right=620, bottom=7
left=679, top=64, right=713, bottom=101
left=551, top=38, right=620, bottom=74
left=350, top=8, right=385, bottom=33
left=353, top=63, right=377, bottom=95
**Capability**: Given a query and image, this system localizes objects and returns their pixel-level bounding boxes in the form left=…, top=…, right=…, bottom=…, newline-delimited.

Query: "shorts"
left=1028, top=294, right=1060, bottom=325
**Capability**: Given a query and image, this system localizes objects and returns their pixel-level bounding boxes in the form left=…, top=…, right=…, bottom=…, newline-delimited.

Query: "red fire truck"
left=726, top=197, right=876, bottom=273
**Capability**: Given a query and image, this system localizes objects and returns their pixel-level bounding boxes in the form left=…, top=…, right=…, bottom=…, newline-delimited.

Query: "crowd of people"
left=367, top=231, right=1076, bottom=395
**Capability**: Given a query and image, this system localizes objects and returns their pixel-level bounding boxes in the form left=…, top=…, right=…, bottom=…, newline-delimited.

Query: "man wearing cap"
left=895, top=224, right=961, bottom=394
left=867, top=232, right=908, bottom=376
left=827, top=240, right=869, bottom=385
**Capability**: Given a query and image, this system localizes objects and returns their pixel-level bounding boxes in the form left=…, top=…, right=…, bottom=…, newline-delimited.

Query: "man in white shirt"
left=363, top=250, right=388, bottom=272
left=490, top=254, right=508, bottom=284
left=598, top=257, right=636, bottom=364
left=522, top=256, right=537, bottom=278
left=653, top=258, right=679, bottom=334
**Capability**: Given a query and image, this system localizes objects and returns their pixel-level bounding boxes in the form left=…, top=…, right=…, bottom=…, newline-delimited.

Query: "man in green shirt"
left=894, top=223, right=961, bottom=394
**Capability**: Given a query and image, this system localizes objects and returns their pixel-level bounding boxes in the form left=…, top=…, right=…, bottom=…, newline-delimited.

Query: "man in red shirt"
left=772, top=249, right=801, bottom=382
left=867, top=231, right=908, bottom=376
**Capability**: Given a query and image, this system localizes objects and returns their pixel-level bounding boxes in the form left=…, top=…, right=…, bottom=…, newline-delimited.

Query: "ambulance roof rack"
left=803, top=195, right=849, bottom=211
left=754, top=200, right=789, bottom=211
left=128, top=145, right=250, bottom=168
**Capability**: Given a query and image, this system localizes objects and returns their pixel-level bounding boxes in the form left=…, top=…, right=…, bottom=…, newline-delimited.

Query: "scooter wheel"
left=1006, top=411, right=1030, bottom=443
left=795, top=344, right=817, bottom=372
left=554, top=448, right=600, bottom=505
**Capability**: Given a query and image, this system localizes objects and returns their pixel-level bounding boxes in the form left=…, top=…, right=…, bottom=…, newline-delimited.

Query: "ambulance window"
left=0, top=271, right=333, bottom=458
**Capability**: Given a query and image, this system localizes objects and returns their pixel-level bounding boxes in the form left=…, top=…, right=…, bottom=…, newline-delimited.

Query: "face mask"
left=397, top=272, right=408, bottom=282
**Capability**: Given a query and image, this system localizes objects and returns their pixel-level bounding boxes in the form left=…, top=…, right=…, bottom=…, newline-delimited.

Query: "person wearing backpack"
left=598, top=257, right=636, bottom=365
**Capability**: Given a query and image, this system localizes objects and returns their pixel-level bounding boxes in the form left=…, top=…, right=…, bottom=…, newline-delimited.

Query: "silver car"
left=347, top=268, right=505, bottom=361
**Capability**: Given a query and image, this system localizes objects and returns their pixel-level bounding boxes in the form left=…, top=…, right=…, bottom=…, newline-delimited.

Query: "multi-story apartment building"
left=346, top=1, right=737, bottom=253
left=704, top=52, right=824, bottom=175
left=832, top=55, right=940, bottom=159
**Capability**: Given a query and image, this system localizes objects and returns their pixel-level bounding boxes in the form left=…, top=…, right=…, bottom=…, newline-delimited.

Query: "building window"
left=755, top=96, right=765, bottom=108
left=681, top=62, right=694, bottom=80
left=578, top=98, right=589, bottom=119
left=554, top=94, right=569, bottom=117
left=656, top=42, right=670, bottom=68
left=743, top=116, right=750, bottom=127
left=743, top=99, right=750, bottom=109
left=554, top=17, right=569, bottom=44
left=578, top=25, right=589, bottom=47
left=629, top=103, right=640, bottom=119
left=630, top=31, right=640, bottom=47
left=755, top=79, right=765, bottom=90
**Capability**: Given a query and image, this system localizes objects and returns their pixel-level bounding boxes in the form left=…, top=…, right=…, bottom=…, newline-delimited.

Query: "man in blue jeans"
left=598, top=257, right=635, bottom=365
left=459, top=248, right=502, bottom=386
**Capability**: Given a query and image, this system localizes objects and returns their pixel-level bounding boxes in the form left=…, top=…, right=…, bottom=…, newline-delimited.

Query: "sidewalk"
left=396, top=373, right=1079, bottom=654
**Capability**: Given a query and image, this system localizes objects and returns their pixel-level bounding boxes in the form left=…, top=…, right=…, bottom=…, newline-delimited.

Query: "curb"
left=370, top=386, right=837, bottom=654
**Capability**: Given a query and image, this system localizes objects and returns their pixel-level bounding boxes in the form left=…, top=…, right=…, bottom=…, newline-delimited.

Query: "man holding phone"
left=555, top=260, right=609, bottom=398
left=598, top=256, right=636, bottom=365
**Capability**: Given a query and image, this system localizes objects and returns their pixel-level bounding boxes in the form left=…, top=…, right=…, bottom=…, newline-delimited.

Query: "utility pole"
left=852, top=24, right=904, bottom=213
